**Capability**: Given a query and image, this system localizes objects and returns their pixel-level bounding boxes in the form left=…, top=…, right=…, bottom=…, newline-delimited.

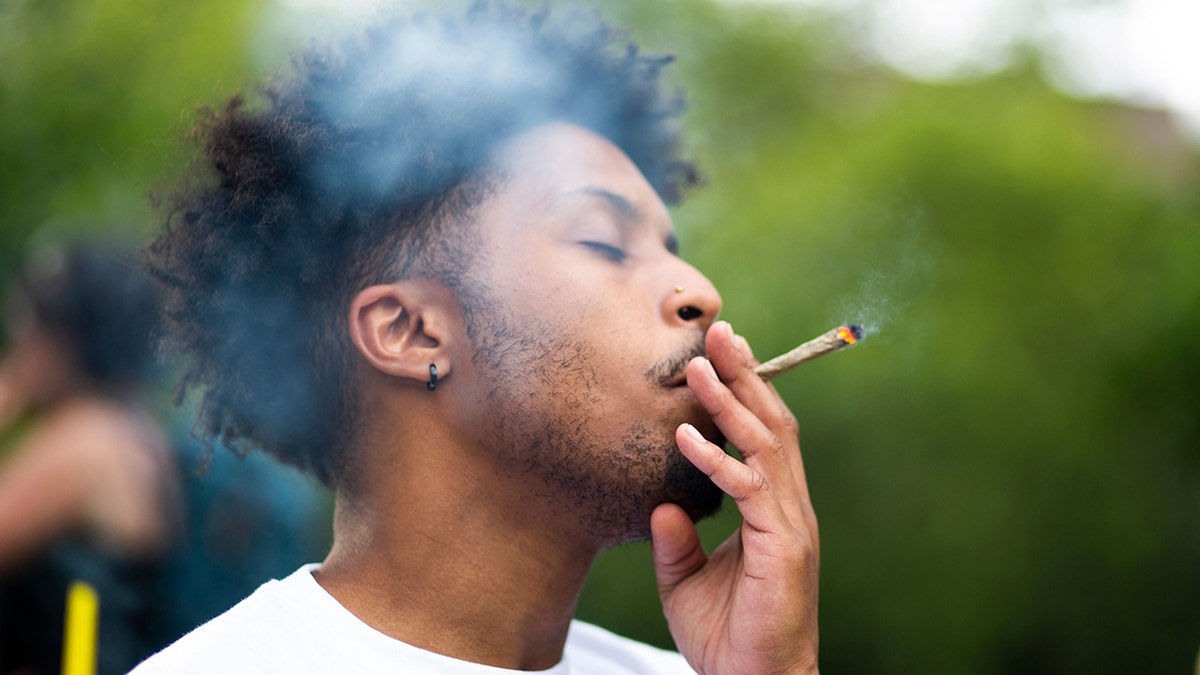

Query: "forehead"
left=484, top=122, right=674, bottom=236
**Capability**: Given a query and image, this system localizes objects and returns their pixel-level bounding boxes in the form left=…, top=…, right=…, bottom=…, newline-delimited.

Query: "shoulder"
left=19, top=399, right=118, bottom=456
left=25, top=397, right=160, bottom=466
left=40, top=396, right=131, bottom=432
left=565, top=621, right=695, bottom=674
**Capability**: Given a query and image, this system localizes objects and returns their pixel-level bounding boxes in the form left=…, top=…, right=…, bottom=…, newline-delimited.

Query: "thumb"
left=650, top=502, right=708, bottom=597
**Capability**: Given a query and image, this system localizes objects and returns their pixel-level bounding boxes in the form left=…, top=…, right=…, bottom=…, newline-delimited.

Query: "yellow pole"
left=61, top=580, right=99, bottom=675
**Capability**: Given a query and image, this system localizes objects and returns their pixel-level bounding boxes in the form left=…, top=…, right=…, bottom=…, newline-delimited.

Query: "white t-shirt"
left=131, top=565, right=695, bottom=674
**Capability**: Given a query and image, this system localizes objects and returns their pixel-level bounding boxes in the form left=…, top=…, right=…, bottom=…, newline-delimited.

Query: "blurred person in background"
left=133, top=2, right=819, bottom=673
left=0, top=241, right=177, bottom=674
left=0, top=240, right=331, bottom=674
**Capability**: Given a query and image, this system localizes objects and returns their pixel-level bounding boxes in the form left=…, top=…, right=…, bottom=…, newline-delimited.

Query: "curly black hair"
left=148, top=1, right=701, bottom=487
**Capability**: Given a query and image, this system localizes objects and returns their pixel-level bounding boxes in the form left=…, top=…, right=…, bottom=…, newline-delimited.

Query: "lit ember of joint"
left=754, top=323, right=865, bottom=382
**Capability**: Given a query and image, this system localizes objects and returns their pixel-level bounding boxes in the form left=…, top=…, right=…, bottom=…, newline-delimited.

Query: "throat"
left=314, top=487, right=600, bottom=670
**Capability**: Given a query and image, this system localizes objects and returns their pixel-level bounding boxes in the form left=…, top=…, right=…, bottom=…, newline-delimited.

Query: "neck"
left=314, top=432, right=605, bottom=671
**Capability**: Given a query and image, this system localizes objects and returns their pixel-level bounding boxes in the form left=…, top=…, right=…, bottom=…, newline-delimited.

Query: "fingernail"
left=682, top=423, right=705, bottom=443
left=721, top=321, right=735, bottom=341
left=735, top=334, right=753, bottom=357
left=702, top=358, right=719, bottom=382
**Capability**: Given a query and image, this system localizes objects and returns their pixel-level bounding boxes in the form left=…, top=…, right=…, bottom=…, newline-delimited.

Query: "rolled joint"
left=754, top=323, right=864, bottom=381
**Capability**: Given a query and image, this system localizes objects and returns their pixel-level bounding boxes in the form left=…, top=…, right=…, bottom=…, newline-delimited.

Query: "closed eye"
left=581, top=241, right=627, bottom=263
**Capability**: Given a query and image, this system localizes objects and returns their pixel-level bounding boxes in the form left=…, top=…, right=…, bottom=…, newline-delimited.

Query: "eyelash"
left=582, top=242, right=627, bottom=263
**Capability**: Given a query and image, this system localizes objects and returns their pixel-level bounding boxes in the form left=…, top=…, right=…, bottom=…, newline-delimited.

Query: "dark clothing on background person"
left=0, top=420, right=329, bottom=675
left=153, top=425, right=331, bottom=645
left=0, top=540, right=163, bottom=675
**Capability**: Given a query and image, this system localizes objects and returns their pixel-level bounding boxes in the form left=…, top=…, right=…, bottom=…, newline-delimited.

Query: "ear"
left=348, top=281, right=456, bottom=387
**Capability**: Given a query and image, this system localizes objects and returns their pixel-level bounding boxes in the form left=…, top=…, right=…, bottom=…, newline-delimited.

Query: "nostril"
left=677, top=305, right=703, bottom=321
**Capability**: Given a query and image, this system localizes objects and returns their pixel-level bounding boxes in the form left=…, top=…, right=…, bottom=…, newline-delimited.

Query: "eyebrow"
left=567, top=186, right=640, bottom=222
left=561, top=186, right=680, bottom=255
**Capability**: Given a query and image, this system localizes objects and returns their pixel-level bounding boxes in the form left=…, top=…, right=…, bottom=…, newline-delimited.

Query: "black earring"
left=427, top=363, right=438, bottom=391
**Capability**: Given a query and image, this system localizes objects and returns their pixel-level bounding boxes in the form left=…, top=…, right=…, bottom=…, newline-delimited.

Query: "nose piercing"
left=427, top=363, right=438, bottom=391
left=674, top=285, right=685, bottom=293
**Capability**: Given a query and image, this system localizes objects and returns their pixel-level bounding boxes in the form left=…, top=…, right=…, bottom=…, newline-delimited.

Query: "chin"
left=662, top=447, right=726, bottom=523
left=598, top=438, right=726, bottom=546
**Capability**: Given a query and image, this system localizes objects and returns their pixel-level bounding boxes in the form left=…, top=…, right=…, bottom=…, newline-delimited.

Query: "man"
left=135, top=3, right=819, bottom=673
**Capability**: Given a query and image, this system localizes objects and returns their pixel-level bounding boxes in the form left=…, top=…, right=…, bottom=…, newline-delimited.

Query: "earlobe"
left=348, top=282, right=453, bottom=386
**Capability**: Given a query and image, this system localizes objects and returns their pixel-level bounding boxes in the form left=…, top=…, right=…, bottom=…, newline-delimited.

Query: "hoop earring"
left=427, top=363, right=438, bottom=392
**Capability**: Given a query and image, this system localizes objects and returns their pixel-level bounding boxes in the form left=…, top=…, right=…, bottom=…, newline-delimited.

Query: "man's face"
left=452, top=122, right=725, bottom=544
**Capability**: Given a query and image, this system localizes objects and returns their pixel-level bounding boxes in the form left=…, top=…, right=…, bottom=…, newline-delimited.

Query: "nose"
left=663, top=261, right=722, bottom=331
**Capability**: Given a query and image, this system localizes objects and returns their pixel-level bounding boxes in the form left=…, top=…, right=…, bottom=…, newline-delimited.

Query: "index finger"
left=706, top=322, right=797, bottom=437
left=704, top=321, right=813, bottom=518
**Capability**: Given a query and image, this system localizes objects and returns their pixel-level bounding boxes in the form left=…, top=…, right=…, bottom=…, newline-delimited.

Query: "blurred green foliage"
left=0, top=0, right=266, bottom=274
left=2, top=0, right=1196, bottom=673
left=588, top=3, right=1200, bottom=674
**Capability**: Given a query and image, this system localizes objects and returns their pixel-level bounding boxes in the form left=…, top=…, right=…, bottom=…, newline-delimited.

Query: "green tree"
left=582, top=3, right=1200, bottom=674
left=0, top=0, right=267, bottom=275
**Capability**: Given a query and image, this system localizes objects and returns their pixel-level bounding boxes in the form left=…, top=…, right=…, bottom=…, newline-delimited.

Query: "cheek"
left=484, top=256, right=575, bottom=318
left=480, top=260, right=657, bottom=379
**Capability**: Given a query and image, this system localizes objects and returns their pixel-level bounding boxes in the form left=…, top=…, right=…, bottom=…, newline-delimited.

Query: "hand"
left=651, top=320, right=819, bottom=675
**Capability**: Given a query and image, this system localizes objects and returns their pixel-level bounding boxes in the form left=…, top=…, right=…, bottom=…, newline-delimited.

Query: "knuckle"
left=769, top=435, right=787, bottom=459
left=787, top=530, right=819, bottom=565
left=705, top=447, right=734, bottom=476
left=732, top=466, right=769, bottom=502
left=778, top=409, right=800, bottom=437
left=749, top=470, right=770, bottom=496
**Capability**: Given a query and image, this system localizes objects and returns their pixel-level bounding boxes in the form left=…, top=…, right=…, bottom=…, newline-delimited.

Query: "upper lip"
left=656, top=340, right=708, bottom=388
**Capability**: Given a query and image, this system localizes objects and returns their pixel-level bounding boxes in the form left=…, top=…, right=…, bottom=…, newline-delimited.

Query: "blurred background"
left=1, top=0, right=1196, bottom=673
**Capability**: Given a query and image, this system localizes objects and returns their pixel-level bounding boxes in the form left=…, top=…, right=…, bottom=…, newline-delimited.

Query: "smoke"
left=309, top=18, right=567, bottom=198
left=153, top=2, right=698, bottom=480
left=831, top=205, right=939, bottom=341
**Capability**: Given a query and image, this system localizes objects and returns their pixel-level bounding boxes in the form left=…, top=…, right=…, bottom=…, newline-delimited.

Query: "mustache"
left=647, top=336, right=708, bottom=387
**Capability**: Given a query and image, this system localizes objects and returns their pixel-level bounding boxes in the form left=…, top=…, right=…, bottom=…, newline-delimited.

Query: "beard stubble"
left=462, top=301, right=724, bottom=546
